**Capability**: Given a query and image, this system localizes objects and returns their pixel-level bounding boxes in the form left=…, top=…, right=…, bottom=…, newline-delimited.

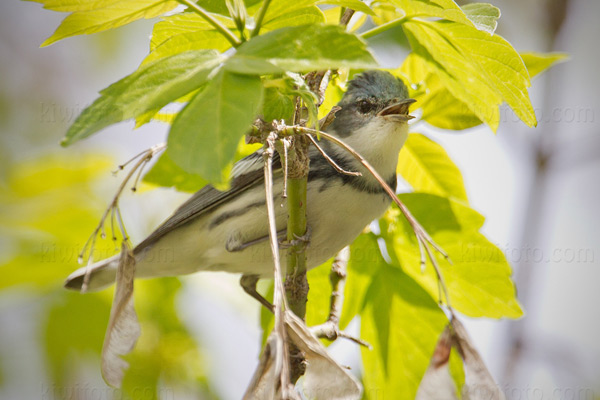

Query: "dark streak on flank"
left=209, top=200, right=265, bottom=229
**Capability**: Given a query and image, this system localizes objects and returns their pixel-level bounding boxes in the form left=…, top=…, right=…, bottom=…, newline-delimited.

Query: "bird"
left=64, top=70, right=415, bottom=294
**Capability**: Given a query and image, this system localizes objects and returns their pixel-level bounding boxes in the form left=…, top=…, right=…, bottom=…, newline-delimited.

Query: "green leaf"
left=40, top=0, right=179, bottom=47
left=259, top=282, right=275, bottom=346
left=27, top=0, right=129, bottom=12
left=261, top=6, right=326, bottom=30
left=521, top=52, right=568, bottom=79
left=144, top=139, right=261, bottom=192
left=316, top=0, right=375, bottom=16
left=261, top=87, right=295, bottom=122
left=420, top=84, right=484, bottom=130
left=462, top=3, right=501, bottom=34
left=305, top=260, right=336, bottom=327
left=167, top=70, right=263, bottom=185
left=150, top=12, right=236, bottom=52
left=391, top=0, right=472, bottom=25
left=202, top=0, right=262, bottom=16
left=283, top=72, right=320, bottom=126
left=361, top=262, right=448, bottom=399
left=397, top=133, right=468, bottom=202
left=399, top=55, right=483, bottom=130
left=261, top=0, right=373, bottom=24
left=143, top=151, right=209, bottom=193
left=226, top=24, right=378, bottom=74
left=404, top=20, right=535, bottom=131
left=339, top=233, right=383, bottom=329
left=382, top=194, right=523, bottom=318
left=145, top=31, right=231, bottom=65
left=61, top=50, right=221, bottom=146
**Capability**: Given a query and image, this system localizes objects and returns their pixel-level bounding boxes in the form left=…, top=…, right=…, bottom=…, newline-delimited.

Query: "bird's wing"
left=134, top=149, right=281, bottom=252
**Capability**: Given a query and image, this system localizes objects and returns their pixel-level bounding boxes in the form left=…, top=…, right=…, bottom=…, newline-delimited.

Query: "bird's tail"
left=64, top=255, right=120, bottom=292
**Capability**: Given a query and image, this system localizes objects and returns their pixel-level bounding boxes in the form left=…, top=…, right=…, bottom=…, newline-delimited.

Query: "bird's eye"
left=358, top=99, right=376, bottom=114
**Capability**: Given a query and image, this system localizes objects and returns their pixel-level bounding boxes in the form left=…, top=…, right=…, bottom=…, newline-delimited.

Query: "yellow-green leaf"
left=150, top=12, right=236, bottom=52
left=383, top=194, right=524, bottom=319
left=226, top=24, right=378, bottom=75
left=145, top=31, right=231, bottom=65
left=359, top=236, right=448, bottom=399
left=521, top=52, right=568, bottom=79
left=27, top=0, right=120, bottom=12
left=261, top=6, right=325, bottom=31
left=62, top=50, right=222, bottom=146
left=404, top=20, right=535, bottom=131
left=398, top=133, right=468, bottom=202
left=391, top=0, right=472, bottom=25
left=41, top=0, right=179, bottom=47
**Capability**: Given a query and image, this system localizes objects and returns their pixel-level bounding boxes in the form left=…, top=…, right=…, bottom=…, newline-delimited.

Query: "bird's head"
left=329, top=70, right=415, bottom=136
left=325, top=70, right=415, bottom=174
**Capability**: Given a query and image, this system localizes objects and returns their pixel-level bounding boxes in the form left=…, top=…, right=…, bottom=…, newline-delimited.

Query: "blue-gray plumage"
left=65, top=70, right=415, bottom=292
left=332, top=71, right=411, bottom=135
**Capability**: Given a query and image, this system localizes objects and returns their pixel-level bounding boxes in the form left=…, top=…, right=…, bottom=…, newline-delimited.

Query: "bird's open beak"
left=378, top=98, right=417, bottom=122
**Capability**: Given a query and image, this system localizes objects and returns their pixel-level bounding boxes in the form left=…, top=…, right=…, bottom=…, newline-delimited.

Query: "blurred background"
left=1, top=0, right=598, bottom=398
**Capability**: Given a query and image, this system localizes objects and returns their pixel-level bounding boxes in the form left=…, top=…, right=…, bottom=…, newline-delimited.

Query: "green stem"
left=251, top=0, right=272, bottom=38
left=285, top=174, right=309, bottom=319
left=177, top=0, right=241, bottom=47
left=283, top=139, right=309, bottom=384
left=361, top=16, right=408, bottom=39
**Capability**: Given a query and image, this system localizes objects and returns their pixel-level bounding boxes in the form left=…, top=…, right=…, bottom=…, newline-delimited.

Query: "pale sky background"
left=1, top=0, right=599, bottom=399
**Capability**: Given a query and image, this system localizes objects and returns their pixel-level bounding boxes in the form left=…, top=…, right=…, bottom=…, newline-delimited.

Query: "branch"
left=176, top=0, right=241, bottom=47
left=263, top=133, right=294, bottom=397
left=340, top=8, right=356, bottom=26
left=310, top=248, right=371, bottom=349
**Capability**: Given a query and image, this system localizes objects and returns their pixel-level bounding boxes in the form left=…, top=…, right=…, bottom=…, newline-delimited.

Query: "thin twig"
left=251, top=0, right=272, bottom=37
left=306, top=134, right=361, bottom=177
left=281, top=137, right=290, bottom=199
left=176, top=0, right=241, bottom=47
left=310, top=248, right=372, bottom=349
left=131, top=156, right=151, bottom=192
left=113, top=148, right=149, bottom=174
left=340, top=8, right=356, bottom=26
left=423, top=237, right=452, bottom=308
left=263, top=133, right=292, bottom=396
left=79, top=143, right=166, bottom=292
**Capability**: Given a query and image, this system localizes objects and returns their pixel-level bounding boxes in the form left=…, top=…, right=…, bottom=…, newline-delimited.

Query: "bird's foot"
left=278, top=226, right=311, bottom=252
left=240, top=274, right=273, bottom=312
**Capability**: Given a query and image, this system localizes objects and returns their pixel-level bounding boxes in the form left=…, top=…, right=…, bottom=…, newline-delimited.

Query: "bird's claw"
left=278, top=226, right=311, bottom=251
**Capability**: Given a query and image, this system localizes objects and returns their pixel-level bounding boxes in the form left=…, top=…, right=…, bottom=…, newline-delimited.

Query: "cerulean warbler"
left=65, top=70, right=415, bottom=292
